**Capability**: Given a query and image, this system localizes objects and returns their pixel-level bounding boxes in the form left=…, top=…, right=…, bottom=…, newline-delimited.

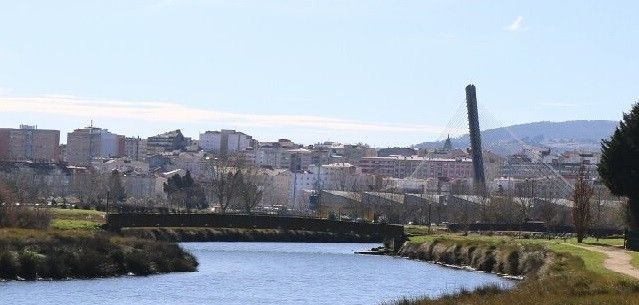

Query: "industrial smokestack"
left=465, top=84, right=486, bottom=193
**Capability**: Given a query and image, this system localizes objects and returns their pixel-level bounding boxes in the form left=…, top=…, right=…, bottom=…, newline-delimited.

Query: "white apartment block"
left=199, top=129, right=253, bottom=155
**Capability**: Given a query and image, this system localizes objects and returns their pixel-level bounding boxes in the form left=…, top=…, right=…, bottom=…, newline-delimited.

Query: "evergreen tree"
left=163, top=171, right=208, bottom=212
left=598, top=102, right=639, bottom=230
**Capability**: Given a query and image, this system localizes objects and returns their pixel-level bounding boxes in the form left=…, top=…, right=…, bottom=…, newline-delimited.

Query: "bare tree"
left=573, top=166, right=594, bottom=243
left=71, top=170, right=107, bottom=206
left=238, top=176, right=263, bottom=214
left=206, top=159, right=243, bottom=213
left=514, top=180, right=535, bottom=233
left=537, top=177, right=561, bottom=234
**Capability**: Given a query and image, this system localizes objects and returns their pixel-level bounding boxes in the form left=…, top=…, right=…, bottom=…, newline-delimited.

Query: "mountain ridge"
left=413, top=120, right=618, bottom=155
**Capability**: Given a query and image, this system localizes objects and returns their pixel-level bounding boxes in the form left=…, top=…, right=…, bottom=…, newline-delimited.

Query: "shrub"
left=520, top=251, right=547, bottom=275
left=18, top=250, right=44, bottom=280
left=0, top=251, right=20, bottom=279
left=0, top=207, right=52, bottom=229
left=125, top=250, right=155, bottom=275
left=0, top=231, right=198, bottom=280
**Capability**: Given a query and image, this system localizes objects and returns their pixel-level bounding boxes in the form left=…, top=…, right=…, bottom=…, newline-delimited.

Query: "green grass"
left=50, top=208, right=106, bottom=223
left=566, top=237, right=625, bottom=247
left=407, top=232, right=629, bottom=279
left=395, top=233, right=639, bottom=305
left=51, top=219, right=102, bottom=230
left=405, top=225, right=448, bottom=237
left=541, top=242, right=612, bottom=275
left=631, top=251, right=639, bottom=269
left=48, top=208, right=105, bottom=231
left=408, top=233, right=513, bottom=245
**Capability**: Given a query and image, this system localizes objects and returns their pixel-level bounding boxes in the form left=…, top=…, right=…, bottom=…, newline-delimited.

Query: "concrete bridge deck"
left=107, top=213, right=407, bottom=250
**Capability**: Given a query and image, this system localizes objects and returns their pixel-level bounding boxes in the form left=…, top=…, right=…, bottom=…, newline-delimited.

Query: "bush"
left=19, top=250, right=44, bottom=280
left=0, top=207, right=52, bottom=229
left=125, top=250, right=155, bottom=275
left=0, top=251, right=20, bottom=279
left=0, top=231, right=198, bottom=280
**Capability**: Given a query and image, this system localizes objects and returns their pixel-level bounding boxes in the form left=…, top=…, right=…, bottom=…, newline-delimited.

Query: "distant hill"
left=414, top=120, right=618, bottom=156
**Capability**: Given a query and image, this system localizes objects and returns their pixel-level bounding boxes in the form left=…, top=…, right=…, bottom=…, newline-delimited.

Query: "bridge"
left=106, top=213, right=407, bottom=250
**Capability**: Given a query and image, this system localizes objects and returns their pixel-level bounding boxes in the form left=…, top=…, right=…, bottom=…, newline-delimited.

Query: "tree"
left=0, top=177, right=16, bottom=204
left=238, top=179, right=263, bottom=214
left=162, top=171, right=207, bottom=213
left=163, top=174, right=182, bottom=211
left=72, top=170, right=107, bottom=206
left=573, top=166, right=594, bottom=243
left=182, top=171, right=207, bottom=211
left=599, top=102, right=639, bottom=230
left=513, top=180, right=534, bottom=232
left=108, top=170, right=127, bottom=204
left=207, top=160, right=243, bottom=213
left=537, top=178, right=560, bottom=234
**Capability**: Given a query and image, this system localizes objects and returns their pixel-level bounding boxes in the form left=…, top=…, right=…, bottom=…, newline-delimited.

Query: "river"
left=0, top=243, right=513, bottom=305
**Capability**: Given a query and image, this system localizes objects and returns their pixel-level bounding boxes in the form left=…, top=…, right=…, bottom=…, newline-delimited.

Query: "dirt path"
left=574, top=244, right=639, bottom=279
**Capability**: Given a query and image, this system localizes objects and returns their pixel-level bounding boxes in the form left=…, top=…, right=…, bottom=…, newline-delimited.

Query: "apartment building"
left=146, top=130, right=188, bottom=155
left=123, top=137, right=147, bottom=161
left=199, top=129, right=254, bottom=155
left=359, top=155, right=474, bottom=179
left=66, top=127, right=120, bottom=166
left=0, top=125, right=60, bottom=163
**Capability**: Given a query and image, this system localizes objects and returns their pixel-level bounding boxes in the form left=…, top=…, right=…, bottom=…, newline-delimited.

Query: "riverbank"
left=0, top=228, right=198, bottom=281
left=118, top=227, right=386, bottom=243
left=397, top=237, right=552, bottom=278
left=391, top=234, right=639, bottom=305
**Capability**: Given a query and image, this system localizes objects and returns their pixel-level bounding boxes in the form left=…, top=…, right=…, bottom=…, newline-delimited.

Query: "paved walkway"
left=574, top=244, right=639, bottom=279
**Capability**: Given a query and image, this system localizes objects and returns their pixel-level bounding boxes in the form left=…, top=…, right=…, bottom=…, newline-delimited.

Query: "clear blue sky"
left=0, top=1, right=637, bottom=146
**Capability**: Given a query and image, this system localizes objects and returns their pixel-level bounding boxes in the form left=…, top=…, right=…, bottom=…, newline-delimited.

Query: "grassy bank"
left=0, top=228, right=198, bottom=281
left=50, top=208, right=105, bottom=230
left=118, top=227, right=384, bottom=243
left=398, top=237, right=551, bottom=277
left=393, top=234, right=639, bottom=305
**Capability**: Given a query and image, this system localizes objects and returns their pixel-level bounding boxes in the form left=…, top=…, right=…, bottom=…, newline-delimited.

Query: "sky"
left=0, top=1, right=637, bottom=147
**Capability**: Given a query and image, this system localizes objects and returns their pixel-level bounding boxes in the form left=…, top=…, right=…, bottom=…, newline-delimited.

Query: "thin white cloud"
left=505, top=16, right=524, bottom=32
left=0, top=95, right=465, bottom=135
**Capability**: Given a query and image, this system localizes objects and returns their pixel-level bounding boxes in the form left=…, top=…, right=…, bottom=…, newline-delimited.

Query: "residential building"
left=246, top=139, right=304, bottom=169
left=0, top=125, right=60, bottom=163
left=290, top=163, right=375, bottom=210
left=308, top=142, right=376, bottom=164
left=199, top=129, right=254, bottom=155
left=359, top=155, right=474, bottom=179
left=123, top=137, right=147, bottom=161
left=66, top=127, right=120, bottom=166
left=146, top=130, right=187, bottom=154
left=377, top=147, right=417, bottom=157
left=92, top=157, right=150, bottom=175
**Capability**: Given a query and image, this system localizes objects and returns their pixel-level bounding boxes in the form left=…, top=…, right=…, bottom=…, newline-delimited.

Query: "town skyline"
left=1, top=1, right=638, bottom=146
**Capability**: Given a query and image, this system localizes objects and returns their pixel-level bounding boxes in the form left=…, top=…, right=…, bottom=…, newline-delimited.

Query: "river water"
left=0, top=243, right=513, bottom=305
